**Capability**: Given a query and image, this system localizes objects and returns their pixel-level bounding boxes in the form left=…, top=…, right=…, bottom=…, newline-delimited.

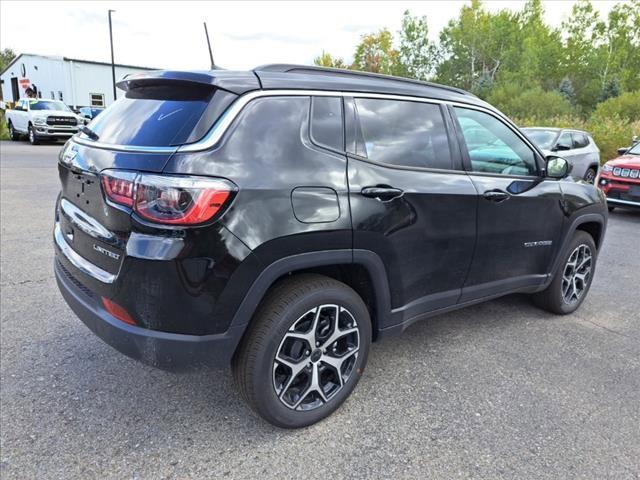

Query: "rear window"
left=85, top=84, right=216, bottom=147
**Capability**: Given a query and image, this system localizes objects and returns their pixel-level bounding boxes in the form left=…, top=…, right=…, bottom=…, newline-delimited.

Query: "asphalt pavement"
left=1, top=141, right=639, bottom=479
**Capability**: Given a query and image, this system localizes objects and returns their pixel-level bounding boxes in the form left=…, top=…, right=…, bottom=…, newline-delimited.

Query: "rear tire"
left=28, top=125, right=39, bottom=145
left=532, top=231, right=597, bottom=314
left=232, top=274, right=371, bottom=428
left=584, top=168, right=597, bottom=184
left=8, top=122, right=19, bottom=141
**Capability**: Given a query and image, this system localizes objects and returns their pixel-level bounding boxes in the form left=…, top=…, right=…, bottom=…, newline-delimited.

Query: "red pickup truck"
left=597, top=141, right=640, bottom=211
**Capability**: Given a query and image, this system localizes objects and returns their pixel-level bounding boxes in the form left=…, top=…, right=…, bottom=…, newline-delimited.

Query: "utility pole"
left=108, top=10, right=117, bottom=102
left=204, top=22, right=215, bottom=69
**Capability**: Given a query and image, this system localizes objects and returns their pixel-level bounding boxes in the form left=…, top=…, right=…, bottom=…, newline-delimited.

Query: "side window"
left=354, top=98, right=452, bottom=169
left=454, top=107, right=537, bottom=176
left=310, top=96, right=344, bottom=151
left=572, top=132, right=589, bottom=148
left=556, top=132, right=572, bottom=149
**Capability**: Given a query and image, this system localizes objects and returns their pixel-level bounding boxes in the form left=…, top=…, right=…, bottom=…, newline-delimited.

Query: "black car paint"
left=54, top=67, right=607, bottom=370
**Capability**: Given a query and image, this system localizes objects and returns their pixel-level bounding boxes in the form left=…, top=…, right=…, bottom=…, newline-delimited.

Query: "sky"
left=1, top=1, right=618, bottom=71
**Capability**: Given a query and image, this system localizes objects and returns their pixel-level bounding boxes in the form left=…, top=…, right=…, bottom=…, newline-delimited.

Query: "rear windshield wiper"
left=80, top=126, right=100, bottom=141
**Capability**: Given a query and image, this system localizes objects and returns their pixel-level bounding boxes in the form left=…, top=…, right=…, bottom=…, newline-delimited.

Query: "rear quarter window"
left=310, top=96, right=344, bottom=151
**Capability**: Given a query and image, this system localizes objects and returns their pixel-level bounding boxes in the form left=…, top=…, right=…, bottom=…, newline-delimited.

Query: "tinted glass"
left=354, top=98, right=452, bottom=169
left=311, top=97, right=344, bottom=151
left=522, top=129, right=558, bottom=149
left=29, top=100, right=70, bottom=111
left=454, top=107, right=537, bottom=176
left=557, top=132, right=572, bottom=148
left=628, top=142, right=640, bottom=155
left=572, top=132, right=589, bottom=148
left=85, top=85, right=215, bottom=147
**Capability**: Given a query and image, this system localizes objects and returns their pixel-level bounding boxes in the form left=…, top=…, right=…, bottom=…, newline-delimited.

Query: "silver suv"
left=522, top=128, right=600, bottom=183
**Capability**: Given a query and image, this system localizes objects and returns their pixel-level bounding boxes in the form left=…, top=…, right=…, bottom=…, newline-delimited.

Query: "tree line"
left=314, top=0, right=639, bottom=120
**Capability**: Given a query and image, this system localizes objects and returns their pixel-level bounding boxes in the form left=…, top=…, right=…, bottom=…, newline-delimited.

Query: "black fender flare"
left=545, top=212, right=606, bottom=287
left=227, top=248, right=391, bottom=334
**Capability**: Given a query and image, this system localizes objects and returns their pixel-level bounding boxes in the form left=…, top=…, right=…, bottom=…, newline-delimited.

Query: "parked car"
left=596, top=141, right=640, bottom=211
left=522, top=127, right=600, bottom=183
left=54, top=65, right=607, bottom=428
left=6, top=99, right=85, bottom=145
left=79, top=107, right=104, bottom=120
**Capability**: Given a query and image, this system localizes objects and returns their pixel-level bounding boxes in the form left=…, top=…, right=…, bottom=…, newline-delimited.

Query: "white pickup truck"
left=6, top=99, right=86, bottom=145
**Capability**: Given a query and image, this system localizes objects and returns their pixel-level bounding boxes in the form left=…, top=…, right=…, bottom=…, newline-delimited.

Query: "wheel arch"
left=228, top=249, right=391, bottom=350
left=549, top=213, right=606, bottom=281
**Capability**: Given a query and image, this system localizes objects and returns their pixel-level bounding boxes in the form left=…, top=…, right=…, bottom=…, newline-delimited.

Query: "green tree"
left=559, top=77, right=576, bottom=106
left=397, top=10, right=437, bottom=81
left=488, top=86, right=573, bottom=118
left=0, top=48, right=16, bottom=72
left=592, top=90, right=640, bottom=120
left=352, top=29, right=401, bottom=75
left=313, top=51, right=348, bottom=69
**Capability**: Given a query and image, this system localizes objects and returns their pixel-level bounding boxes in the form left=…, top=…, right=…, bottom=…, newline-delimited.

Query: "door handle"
left=361, top=186, right=404, bottom=201
left=482, top=189, right=510, bottom=202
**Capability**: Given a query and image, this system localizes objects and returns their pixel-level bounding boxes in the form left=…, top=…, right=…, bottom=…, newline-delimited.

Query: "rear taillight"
left=101, top=172, right=136, bottom=207
left=101, top=170, right=235, bottom=226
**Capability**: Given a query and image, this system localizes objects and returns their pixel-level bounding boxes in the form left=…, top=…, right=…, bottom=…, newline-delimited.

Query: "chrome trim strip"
left=70, top=88, right=537, bottom=157
left=72, top=135, right=178, bottom=154
left=60, top=199, right=116, bottom=242
left=606, top=198, right=640, bottom=207
left=54, top=223, right=116, bottom=284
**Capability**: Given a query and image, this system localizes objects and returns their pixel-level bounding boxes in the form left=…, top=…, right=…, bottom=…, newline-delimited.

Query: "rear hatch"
left=56, top=70, right=258, bottom=281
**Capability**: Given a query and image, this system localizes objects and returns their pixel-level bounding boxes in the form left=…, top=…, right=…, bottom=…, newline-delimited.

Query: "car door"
left=450, top=105, right=565, bottom=302
left=569, top=131, right=596, bottom=180
left=15, top=100, right=28, bottom=131
left=346, top=96, right=477, bottom=327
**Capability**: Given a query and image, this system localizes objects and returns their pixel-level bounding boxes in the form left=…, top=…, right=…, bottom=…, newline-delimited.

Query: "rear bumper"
left=55, top=259, right=245, bottom=370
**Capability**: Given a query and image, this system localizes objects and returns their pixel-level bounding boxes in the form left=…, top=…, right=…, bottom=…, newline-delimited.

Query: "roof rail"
left=254, top=64, right=473, bottom=97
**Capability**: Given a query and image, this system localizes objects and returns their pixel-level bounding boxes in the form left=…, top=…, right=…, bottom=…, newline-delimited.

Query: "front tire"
left=28, top=125, right=40, bottom=145
left=584, top=168, right=597, bottom=184
left=233, top=274, right=371, bottom=428
left=532, top=231, right=597, bottom=314
left=8, top=122, right=20, bottom=141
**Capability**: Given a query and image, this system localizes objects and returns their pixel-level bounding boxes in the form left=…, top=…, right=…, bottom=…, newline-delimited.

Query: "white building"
left=0, top=53, right=159, bottom=109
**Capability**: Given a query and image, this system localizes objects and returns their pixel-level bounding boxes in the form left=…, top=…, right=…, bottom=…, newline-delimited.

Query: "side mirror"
left=617, top=147, right=629, bottom=156
left=546, top=156, right=569, bottom=179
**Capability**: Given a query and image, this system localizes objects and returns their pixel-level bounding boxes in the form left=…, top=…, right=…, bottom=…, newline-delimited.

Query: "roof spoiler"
left=116, top=70, right=260, bottom=95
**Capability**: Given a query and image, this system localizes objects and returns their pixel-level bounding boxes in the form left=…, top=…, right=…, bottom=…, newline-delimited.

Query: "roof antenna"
left=204, top=22, right=215, bottom=69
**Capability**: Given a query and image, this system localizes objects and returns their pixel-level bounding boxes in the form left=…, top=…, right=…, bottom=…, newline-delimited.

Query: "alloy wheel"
left=561, top=244, right=592, bottom=304
left=272, top=304, right=359, bottom=411
left=584, top=170, right=596, bottom=184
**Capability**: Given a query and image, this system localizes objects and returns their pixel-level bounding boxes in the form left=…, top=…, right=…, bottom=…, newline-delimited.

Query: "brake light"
left=102, top=173, right=135, bottom=207
left=101, top=170, right=235, bottom=226
left=102, top=297, right=136, bottom=325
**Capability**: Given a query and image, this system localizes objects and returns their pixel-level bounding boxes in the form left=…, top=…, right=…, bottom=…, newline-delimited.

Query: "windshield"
left=29, top=100, right=70, bottom=111
left=522, top=129, right=558, bottom=149
left=627, top=142, right=640, bottom=155
left=84, top=84, right=215, bottom=147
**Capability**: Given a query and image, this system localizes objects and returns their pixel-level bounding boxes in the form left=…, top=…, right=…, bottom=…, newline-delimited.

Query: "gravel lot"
left=1, top=141, right=639, bottom=479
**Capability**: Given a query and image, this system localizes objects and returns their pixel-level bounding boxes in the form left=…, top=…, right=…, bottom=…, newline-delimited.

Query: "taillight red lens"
left=100, top=170, right=235, bottom=226
left=102, top=297, right=136, bottom=325
left=101, top=172, right=136, bottom=207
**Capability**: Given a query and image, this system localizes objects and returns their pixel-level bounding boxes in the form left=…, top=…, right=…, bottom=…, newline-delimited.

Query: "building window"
left=58, top=91, right=64, bottom=102
left=50, top=91, right=55, bottom=99
left=90, top=93, right=105, bottom=107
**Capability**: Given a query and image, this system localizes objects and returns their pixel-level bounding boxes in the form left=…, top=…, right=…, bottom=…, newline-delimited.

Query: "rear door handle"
left=482, top=189, right=510, bottom=202
left=361, top=186, right=404, bottom=201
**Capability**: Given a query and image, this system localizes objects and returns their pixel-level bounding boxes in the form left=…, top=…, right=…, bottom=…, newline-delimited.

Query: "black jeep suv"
left=54, top=65, right=607, bottom=428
